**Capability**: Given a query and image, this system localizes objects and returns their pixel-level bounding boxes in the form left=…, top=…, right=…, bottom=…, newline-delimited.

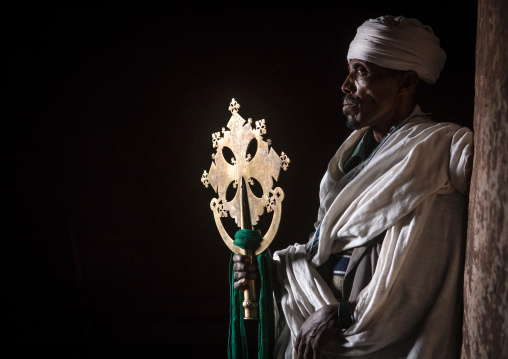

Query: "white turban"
left=347, top=16, right=447, bottom=84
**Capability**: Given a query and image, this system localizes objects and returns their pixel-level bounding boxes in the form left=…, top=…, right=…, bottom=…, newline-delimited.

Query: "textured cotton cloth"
left=273, top=106, right=473, bottom=358
left=347, top=16, right=447, bottom=84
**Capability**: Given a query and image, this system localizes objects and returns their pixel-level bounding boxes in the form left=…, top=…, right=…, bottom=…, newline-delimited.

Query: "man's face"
left=342, top=59, right=403, bottom=130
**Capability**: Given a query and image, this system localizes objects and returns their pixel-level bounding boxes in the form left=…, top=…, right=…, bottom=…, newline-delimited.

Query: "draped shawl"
left=273, top=108, right=473, bottom=358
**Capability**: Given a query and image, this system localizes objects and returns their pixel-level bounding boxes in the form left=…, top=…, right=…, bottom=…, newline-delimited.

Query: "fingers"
left=233, top=254, right=258, bottom=278
left=233, top=268, right=258, bottom=281
left=295, top=341, right=309, bottom=359
left=232, top=254, right=251, bottom=263
left=232, top=254, right=258, bottom=291
left=233, top=262, right=257, bottom=275
left=233, top=268, right=258, bottom=291
left=295, top=331, right=301, bottom=352
left=294, top=325, right=323, bottom=359
left=294, top=339, right=319, bottom=359
left=298, top=339, right=307, bottom=359
left=295, top=332, right=304, bottom=359
left=233, top=278, right=249, bottom=291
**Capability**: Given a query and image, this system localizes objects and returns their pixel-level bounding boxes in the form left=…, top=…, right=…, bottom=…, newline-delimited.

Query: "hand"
left=294, top=304, right=340, bottom=359
left=232, top=254, right=258, bottom=291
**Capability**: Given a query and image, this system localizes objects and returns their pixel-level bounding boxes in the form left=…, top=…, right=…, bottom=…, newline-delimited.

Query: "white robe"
left=273, top=108, right=473, bottom=358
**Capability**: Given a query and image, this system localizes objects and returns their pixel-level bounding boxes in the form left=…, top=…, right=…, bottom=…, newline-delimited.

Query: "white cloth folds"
left=273, top=108, right=473, bottom=358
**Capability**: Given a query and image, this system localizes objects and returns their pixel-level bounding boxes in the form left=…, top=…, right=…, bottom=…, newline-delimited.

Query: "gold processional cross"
left=201, top=98, right=290, bottom=319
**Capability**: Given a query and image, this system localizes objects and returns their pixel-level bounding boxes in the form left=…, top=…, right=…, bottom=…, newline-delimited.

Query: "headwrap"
left=347, top=16, right=447, bottom=84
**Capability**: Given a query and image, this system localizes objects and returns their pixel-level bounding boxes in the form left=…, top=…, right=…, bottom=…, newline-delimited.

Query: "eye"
left=355, top=66, right=367, bottom=76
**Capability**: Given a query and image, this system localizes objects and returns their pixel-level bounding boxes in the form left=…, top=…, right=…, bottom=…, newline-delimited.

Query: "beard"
left=344, top=112, right=361, bottom=130
left=343, top=95, right=361, bottom=130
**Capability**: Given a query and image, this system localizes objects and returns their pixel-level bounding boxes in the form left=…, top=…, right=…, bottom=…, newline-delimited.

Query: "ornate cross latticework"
left=201, top=98, right=289, bottom=255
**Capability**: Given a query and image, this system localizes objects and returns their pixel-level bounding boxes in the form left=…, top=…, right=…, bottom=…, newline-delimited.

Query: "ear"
left=398, top=71, right=419, bottom=95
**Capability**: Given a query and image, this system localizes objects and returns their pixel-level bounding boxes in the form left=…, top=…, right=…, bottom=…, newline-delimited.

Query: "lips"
left=343, top=102, right=359, bottom=111
left=342, top=96, right=359, bottom=107
left=343, top=96, right=359, bottom=107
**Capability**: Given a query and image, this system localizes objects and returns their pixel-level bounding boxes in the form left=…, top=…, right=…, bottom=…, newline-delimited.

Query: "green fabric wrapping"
left=228, top=229, right=275, bottom=359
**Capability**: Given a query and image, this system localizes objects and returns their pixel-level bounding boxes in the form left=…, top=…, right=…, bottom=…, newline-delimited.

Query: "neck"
left=371, top=102, right=416, bottom=143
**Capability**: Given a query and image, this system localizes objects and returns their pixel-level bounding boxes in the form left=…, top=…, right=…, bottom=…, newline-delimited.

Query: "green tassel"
left=228, top=229, right=275, bottom=359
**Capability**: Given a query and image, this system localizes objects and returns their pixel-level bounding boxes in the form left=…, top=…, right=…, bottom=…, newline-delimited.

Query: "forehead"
left=348, top=59, right=380, bottom=70
left=347, top=58, right=404, bottom=78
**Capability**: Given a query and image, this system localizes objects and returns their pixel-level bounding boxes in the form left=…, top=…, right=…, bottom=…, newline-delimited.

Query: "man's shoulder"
left=402, top=118, right=473, bottom=143
left=407, top=117, right=471, bottom=131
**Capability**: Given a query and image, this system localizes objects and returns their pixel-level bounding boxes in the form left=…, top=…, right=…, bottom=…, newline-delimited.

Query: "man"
left=234, top=15, right=473, bottom=358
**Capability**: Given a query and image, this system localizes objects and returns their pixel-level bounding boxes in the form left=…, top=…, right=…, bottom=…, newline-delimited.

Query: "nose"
left=341, top=72, right=355, bottom=94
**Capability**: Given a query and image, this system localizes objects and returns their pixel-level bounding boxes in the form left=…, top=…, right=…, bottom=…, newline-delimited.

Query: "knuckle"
left=234, top=272, right=245, bottom=280
left=234, top=263, right=246, bottom=272
left=237, top=255, right=249, bottom=263
left=233, top=279, right=246, bottom=290
left=236, top=279, right=246, bottom=290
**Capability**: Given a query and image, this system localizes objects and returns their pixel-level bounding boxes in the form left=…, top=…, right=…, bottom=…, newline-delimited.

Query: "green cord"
left=228, top=229, right=275, bottom=359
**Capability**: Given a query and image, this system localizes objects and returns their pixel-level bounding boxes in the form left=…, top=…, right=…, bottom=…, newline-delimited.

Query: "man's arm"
left=233, top=254, right=351, bottom=359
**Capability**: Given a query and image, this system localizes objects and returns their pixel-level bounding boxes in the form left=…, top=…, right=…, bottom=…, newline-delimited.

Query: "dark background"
left=7, top=2, right=476, bottom=358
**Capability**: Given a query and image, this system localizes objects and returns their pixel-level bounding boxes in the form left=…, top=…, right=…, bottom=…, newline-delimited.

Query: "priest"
left=233, top=15, right=473, bottom=359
